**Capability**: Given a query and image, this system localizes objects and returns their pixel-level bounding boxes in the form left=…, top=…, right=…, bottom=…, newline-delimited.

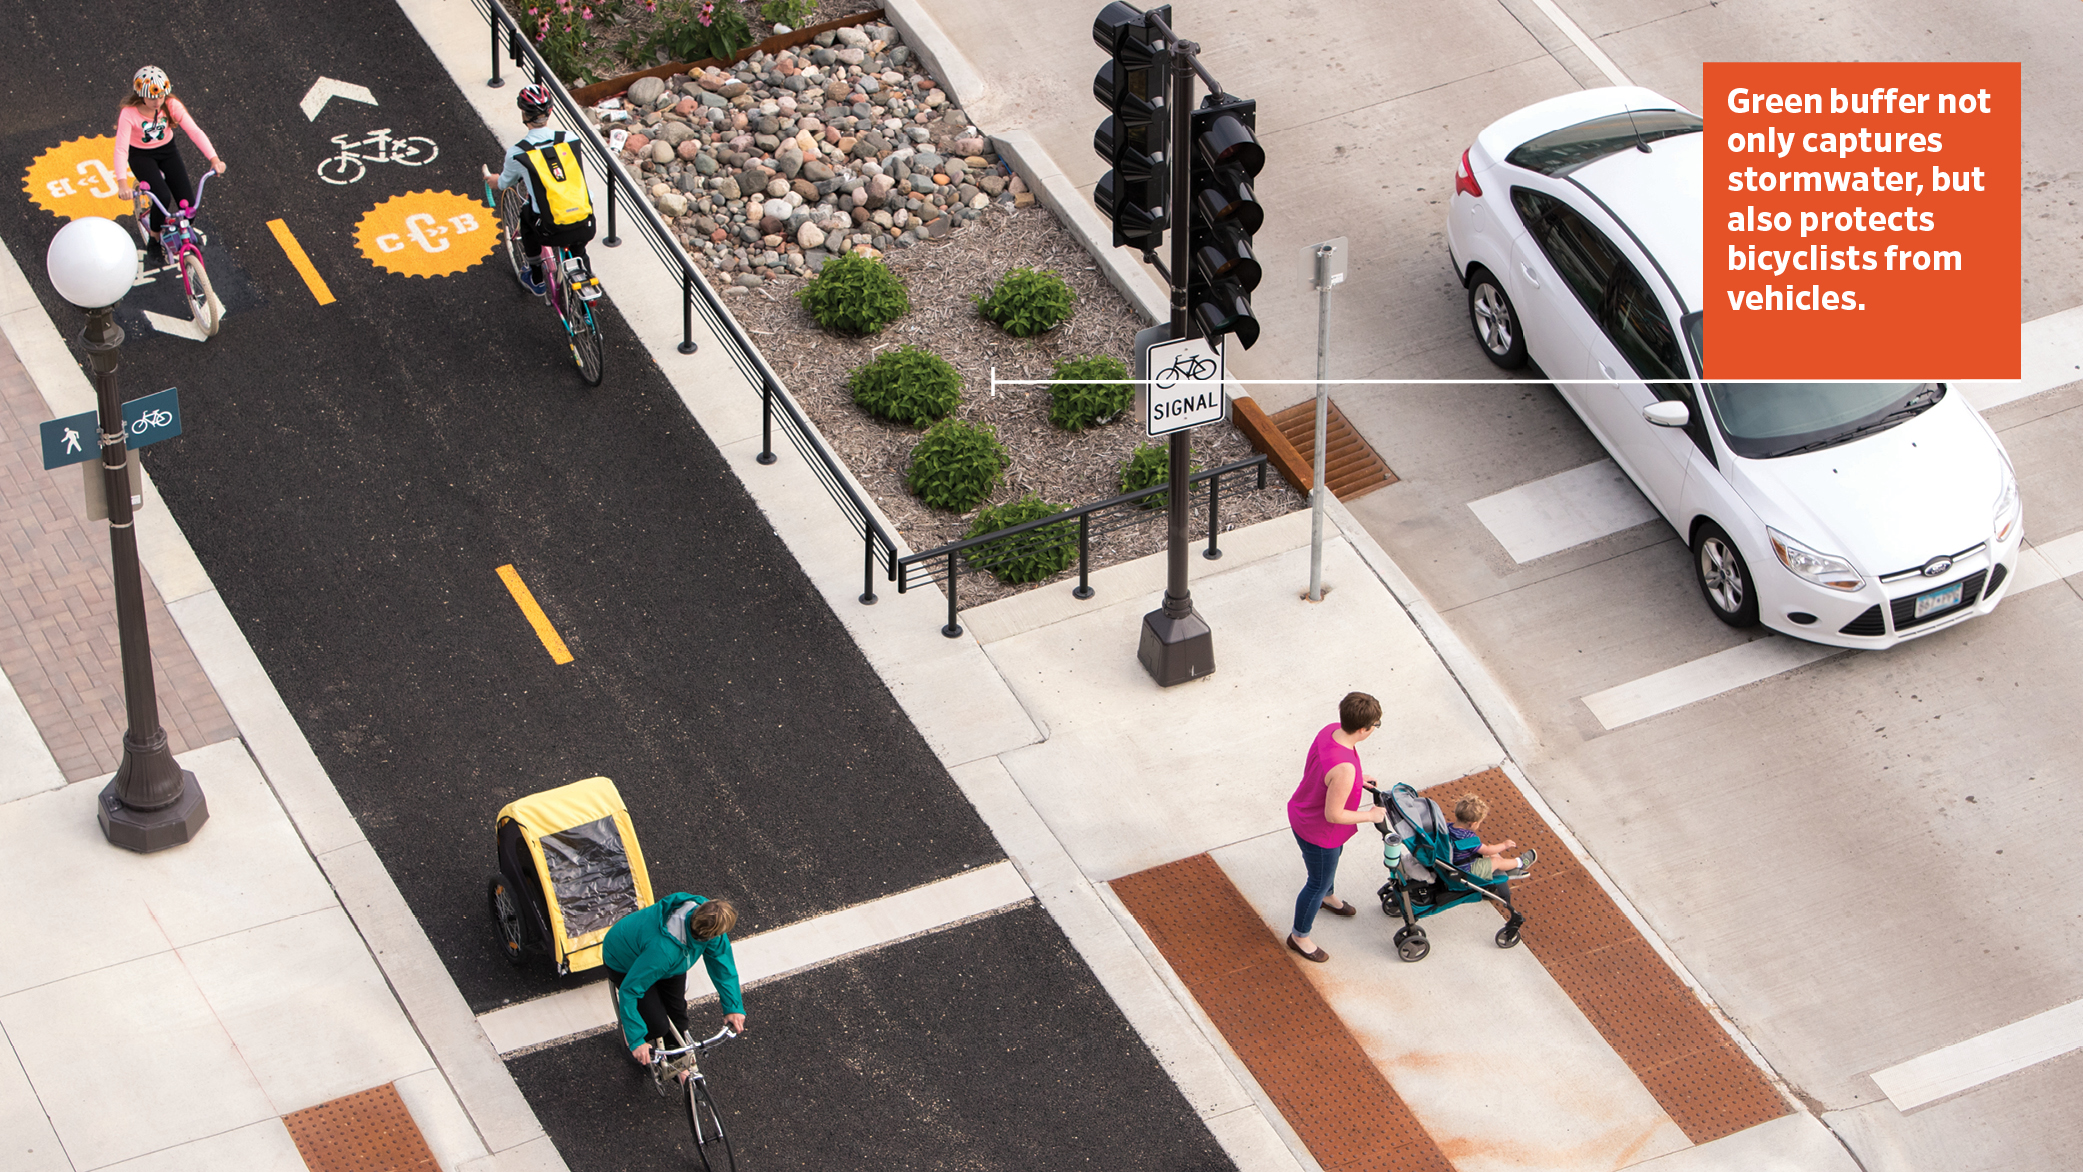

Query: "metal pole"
left=1309, top=243, right=1332, bottom=601
left=1074, top=513, right=1094, bottom=599
left=942, top=551, right=962, bottom=637
left=860, top=529, right=877, bottom=604
left=757, top=379, right=776, bottom=464
left=679, top=270, right=698, bottom=354
left=82, top=307, right=206, bottom=851
left=1204, top=468, right=1223, bottom=559
left=604, top=179, right=621, bottom=247
left=489, top=16, right=504, bottom=87
left=1134, top=20, right=1215, bottom=686
left=1162, top=38, right=1194, bottom=622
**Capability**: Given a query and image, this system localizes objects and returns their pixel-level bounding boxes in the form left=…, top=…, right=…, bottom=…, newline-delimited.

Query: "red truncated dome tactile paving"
left=1113, top=853, right=1453, bottom=1172
left=1420, top=769, right=1789, bottom=1144
left=282, top=1083, right=439, bottom=1172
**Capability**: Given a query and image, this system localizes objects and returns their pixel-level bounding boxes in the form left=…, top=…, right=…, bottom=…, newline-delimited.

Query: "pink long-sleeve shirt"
left=114, top=99, right=217, bottom=176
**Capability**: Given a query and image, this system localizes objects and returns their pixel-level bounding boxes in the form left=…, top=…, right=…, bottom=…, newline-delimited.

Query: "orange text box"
left=1703, top=62, right=2018, bottom=380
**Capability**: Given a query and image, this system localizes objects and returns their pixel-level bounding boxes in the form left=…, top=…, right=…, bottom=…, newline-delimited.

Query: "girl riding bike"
left=114, top=66, right=228, bottom=266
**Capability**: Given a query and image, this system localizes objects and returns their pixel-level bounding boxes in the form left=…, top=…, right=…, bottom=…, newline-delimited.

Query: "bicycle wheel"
left=684, top=1080, right=736, bottom=1172
left=497, top=186, right=533, bottom=292
left=486, top=876, right=528, bottom=967
left=316, top=156, right=365, bottom=185
left=392, top=137, right=439, bottom=166
left=562, top=278, right=605, bottom=387
left=180, top=252, right=222, bottom=337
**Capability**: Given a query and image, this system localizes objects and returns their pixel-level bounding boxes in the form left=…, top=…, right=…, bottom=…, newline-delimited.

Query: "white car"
left=1445, top=87, right=2022, bottom=648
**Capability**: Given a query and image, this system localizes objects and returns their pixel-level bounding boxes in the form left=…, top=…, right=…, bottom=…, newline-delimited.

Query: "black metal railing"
left=897, top=455, right=1269, bottom=637
left=470, top=0, right=902, bottom=603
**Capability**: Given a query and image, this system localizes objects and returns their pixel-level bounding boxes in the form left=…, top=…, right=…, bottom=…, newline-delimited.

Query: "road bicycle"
left=132, top=171, right=221, bottom=338
left=318, top=129, right=438, bottom=184
left=648, top=1022, right=738, bottom=1171
left=487, top=180, right=605, bottom=387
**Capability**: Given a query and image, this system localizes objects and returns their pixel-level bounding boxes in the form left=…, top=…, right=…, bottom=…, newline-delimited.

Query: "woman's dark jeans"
left=1291, top=833, right=1344, bottom=937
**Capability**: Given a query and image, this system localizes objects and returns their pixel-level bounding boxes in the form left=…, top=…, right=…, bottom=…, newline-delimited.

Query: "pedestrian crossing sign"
left=39, top=410, right=98, bottom=470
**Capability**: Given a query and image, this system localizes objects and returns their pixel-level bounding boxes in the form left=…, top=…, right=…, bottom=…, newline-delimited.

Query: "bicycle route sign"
left=38, top=387, right=181, bottom=470
left=1137, top=331, right=1227, bottom=437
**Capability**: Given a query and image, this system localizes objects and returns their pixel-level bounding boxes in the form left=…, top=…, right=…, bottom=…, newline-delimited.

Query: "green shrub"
left=1120, top=442, right=1199, bottom=508
left=908, top=419, right=1009, bottom=511
left=849, top=345, right=961, bottom=427
left=1047, top=355, right=1132, bottom=431
left=759, top=0, right=818, bottom=24
left=965, top=495, right=1078, bottom=584
left=797, top=252, right=910, bottom=335
left=976, top=267, right=1076, bottom=336
left=651, top=0, right=755, bottom=65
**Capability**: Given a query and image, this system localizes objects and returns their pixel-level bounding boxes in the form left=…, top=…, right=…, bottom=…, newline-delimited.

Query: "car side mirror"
left=1643, top=400, right=1690, bottom=428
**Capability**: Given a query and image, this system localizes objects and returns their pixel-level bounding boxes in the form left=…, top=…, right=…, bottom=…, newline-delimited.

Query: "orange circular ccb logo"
left=354, top=190, right=498, bottom=278
left=25, top=136, right=131, bottom=221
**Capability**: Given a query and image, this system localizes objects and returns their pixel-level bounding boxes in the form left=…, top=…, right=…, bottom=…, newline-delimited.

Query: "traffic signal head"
left=1188, top=96, right=1265, bottom=348
left=1091, top=3, right=1171, bottom=252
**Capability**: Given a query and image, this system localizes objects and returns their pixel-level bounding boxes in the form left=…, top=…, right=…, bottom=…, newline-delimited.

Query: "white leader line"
left=1871, top=996, right=2083, bottom=1111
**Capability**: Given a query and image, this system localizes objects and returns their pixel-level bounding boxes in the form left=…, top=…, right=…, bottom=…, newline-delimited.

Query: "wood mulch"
left=721, top=200, right=1301, bottom=607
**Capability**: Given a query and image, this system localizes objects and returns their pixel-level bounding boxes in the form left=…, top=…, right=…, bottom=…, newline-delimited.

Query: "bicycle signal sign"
left=1139, top=332, right=1226, bottom=436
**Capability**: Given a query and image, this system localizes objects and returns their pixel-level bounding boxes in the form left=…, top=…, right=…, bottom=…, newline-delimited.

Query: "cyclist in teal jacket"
left=604, top=893, right=747, bottom=1068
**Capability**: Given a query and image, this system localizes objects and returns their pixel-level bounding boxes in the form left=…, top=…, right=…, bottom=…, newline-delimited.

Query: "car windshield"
left=1505, top=110, right=1704, bottom=176
left=1683, top=315, right=1937, bottom=458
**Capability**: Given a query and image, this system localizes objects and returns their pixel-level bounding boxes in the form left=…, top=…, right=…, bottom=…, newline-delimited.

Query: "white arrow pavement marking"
left=142, top=308, right=213, bottom=343
left=301, top=77, right=378, bottom=122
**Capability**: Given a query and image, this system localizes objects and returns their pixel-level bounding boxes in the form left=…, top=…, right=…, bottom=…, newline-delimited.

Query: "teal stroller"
left=1367, top=782, right=1528, bottom=962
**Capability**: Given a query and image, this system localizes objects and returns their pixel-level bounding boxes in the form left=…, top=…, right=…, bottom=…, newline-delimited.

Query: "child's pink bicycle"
left=132, top=171, right=222, bottom=338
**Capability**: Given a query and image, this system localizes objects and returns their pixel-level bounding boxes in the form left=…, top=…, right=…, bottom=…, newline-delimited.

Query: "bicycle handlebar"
left=135, top=170, right=214, bottom=218
left=653, top=1026, right=737, bottom=1060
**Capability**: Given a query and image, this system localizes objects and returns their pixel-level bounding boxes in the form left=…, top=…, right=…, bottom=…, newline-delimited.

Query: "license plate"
left=1914, top=581, right=1964, bottom=618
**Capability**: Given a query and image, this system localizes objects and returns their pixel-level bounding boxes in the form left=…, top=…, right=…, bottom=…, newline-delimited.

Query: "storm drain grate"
left=1420, top=769, right=1789, bottom=1143
left=282, top=1083, right=439, bottom=1172
left=1113, top=854, right=1452, bottom=1172
left=1267, top=398, right=1398, bottom=501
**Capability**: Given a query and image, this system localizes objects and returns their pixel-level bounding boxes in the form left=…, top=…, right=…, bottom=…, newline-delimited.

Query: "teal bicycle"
left=486, top=180, right=605, bottom=386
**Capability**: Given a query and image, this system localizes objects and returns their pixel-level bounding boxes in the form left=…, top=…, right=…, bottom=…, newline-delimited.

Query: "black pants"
left=605, top=966, right=687, bottom=1049
left=127, top=142, right=193, bottom=234
left=522, top=214, right=594, bottom=273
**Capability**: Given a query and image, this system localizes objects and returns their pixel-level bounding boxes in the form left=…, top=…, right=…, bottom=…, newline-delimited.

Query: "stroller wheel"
left=1396, top=931, right=1430, bottom=963
left=487, top=875, right=528, bottom=967
left=1495, top=925, right=1521, bottom=950
left=1376, top=882, right=1397, bottom=916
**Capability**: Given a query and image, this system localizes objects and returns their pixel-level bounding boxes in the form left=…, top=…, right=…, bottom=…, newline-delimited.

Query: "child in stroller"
left=1367, top=782, right=1532, bottom=962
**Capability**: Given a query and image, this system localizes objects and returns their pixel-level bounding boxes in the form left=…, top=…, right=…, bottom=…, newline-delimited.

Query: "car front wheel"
left=1467, top=270, right=1528, bottom=369
left=1693, top=521, right=1759, bottom=627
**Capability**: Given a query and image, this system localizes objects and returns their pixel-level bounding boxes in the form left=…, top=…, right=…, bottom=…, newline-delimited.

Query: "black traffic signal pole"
left=1135, top=11, right=1215, bottom=685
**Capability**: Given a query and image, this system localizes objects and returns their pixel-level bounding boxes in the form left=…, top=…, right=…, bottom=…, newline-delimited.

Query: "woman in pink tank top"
left=1284, top=692, right=1386, bottom=963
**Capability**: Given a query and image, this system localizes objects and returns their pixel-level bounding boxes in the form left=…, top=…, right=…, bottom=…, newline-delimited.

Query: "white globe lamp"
left=46, top=217, right=139, bottom=309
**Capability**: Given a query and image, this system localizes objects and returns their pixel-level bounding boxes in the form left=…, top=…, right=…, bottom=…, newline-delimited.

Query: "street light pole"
left=48, top=217, right=207, bottom=852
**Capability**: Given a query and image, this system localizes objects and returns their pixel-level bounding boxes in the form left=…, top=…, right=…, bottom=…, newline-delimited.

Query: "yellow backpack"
left=521, top=133, right=592, bottom=228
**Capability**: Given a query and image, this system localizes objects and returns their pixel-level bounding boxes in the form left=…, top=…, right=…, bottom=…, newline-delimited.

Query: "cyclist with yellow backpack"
left=480, top=84, right=595, bottom=296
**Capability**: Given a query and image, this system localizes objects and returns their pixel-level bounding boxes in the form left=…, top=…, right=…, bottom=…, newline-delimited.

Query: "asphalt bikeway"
left=0, top=4, right=1231, bottom=1168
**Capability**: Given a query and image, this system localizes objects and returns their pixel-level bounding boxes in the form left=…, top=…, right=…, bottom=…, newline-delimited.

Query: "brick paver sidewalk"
left=0, top=330, right=234, bottom=780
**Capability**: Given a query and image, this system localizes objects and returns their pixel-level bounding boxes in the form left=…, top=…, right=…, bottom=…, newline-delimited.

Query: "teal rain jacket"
left=602, top=892, right=744, bottom=1051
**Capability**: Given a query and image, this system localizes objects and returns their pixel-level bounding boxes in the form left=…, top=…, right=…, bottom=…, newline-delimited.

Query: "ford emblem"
left=1922, top=556, right=1953, bottom=577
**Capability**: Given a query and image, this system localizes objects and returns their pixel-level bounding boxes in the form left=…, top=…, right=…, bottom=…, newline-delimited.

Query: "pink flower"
left=581, top=5, right=592, bottom=17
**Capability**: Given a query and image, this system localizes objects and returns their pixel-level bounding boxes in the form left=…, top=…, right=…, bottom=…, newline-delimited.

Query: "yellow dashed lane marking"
left=267, top=218, right=336, bottom=305
left=496, top=564, right=573, bottom=664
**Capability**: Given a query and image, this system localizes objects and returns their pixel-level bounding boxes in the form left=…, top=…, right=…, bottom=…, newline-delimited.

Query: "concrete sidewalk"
left=4, top=4, right=1855, bottom=1172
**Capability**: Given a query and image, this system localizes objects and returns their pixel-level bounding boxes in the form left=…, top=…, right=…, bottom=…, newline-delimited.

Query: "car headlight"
left=1993, top=477, right=2021, bottom=542
left=1767, top=527, right=1864, bottom=591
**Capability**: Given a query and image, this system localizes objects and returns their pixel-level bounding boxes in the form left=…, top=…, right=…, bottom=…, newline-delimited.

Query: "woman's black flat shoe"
left=1287, top=935, right=1330, bottom=962
left=1320, top=898, right=1358, bottom=917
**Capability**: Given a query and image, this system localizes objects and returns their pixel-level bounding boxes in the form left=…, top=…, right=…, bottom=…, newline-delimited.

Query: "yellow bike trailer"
left=487, top=776, right=654, bottom=975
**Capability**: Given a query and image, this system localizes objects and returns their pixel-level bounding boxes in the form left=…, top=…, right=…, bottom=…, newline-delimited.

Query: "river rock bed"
left=584, top=20, right=1025, bottom=285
